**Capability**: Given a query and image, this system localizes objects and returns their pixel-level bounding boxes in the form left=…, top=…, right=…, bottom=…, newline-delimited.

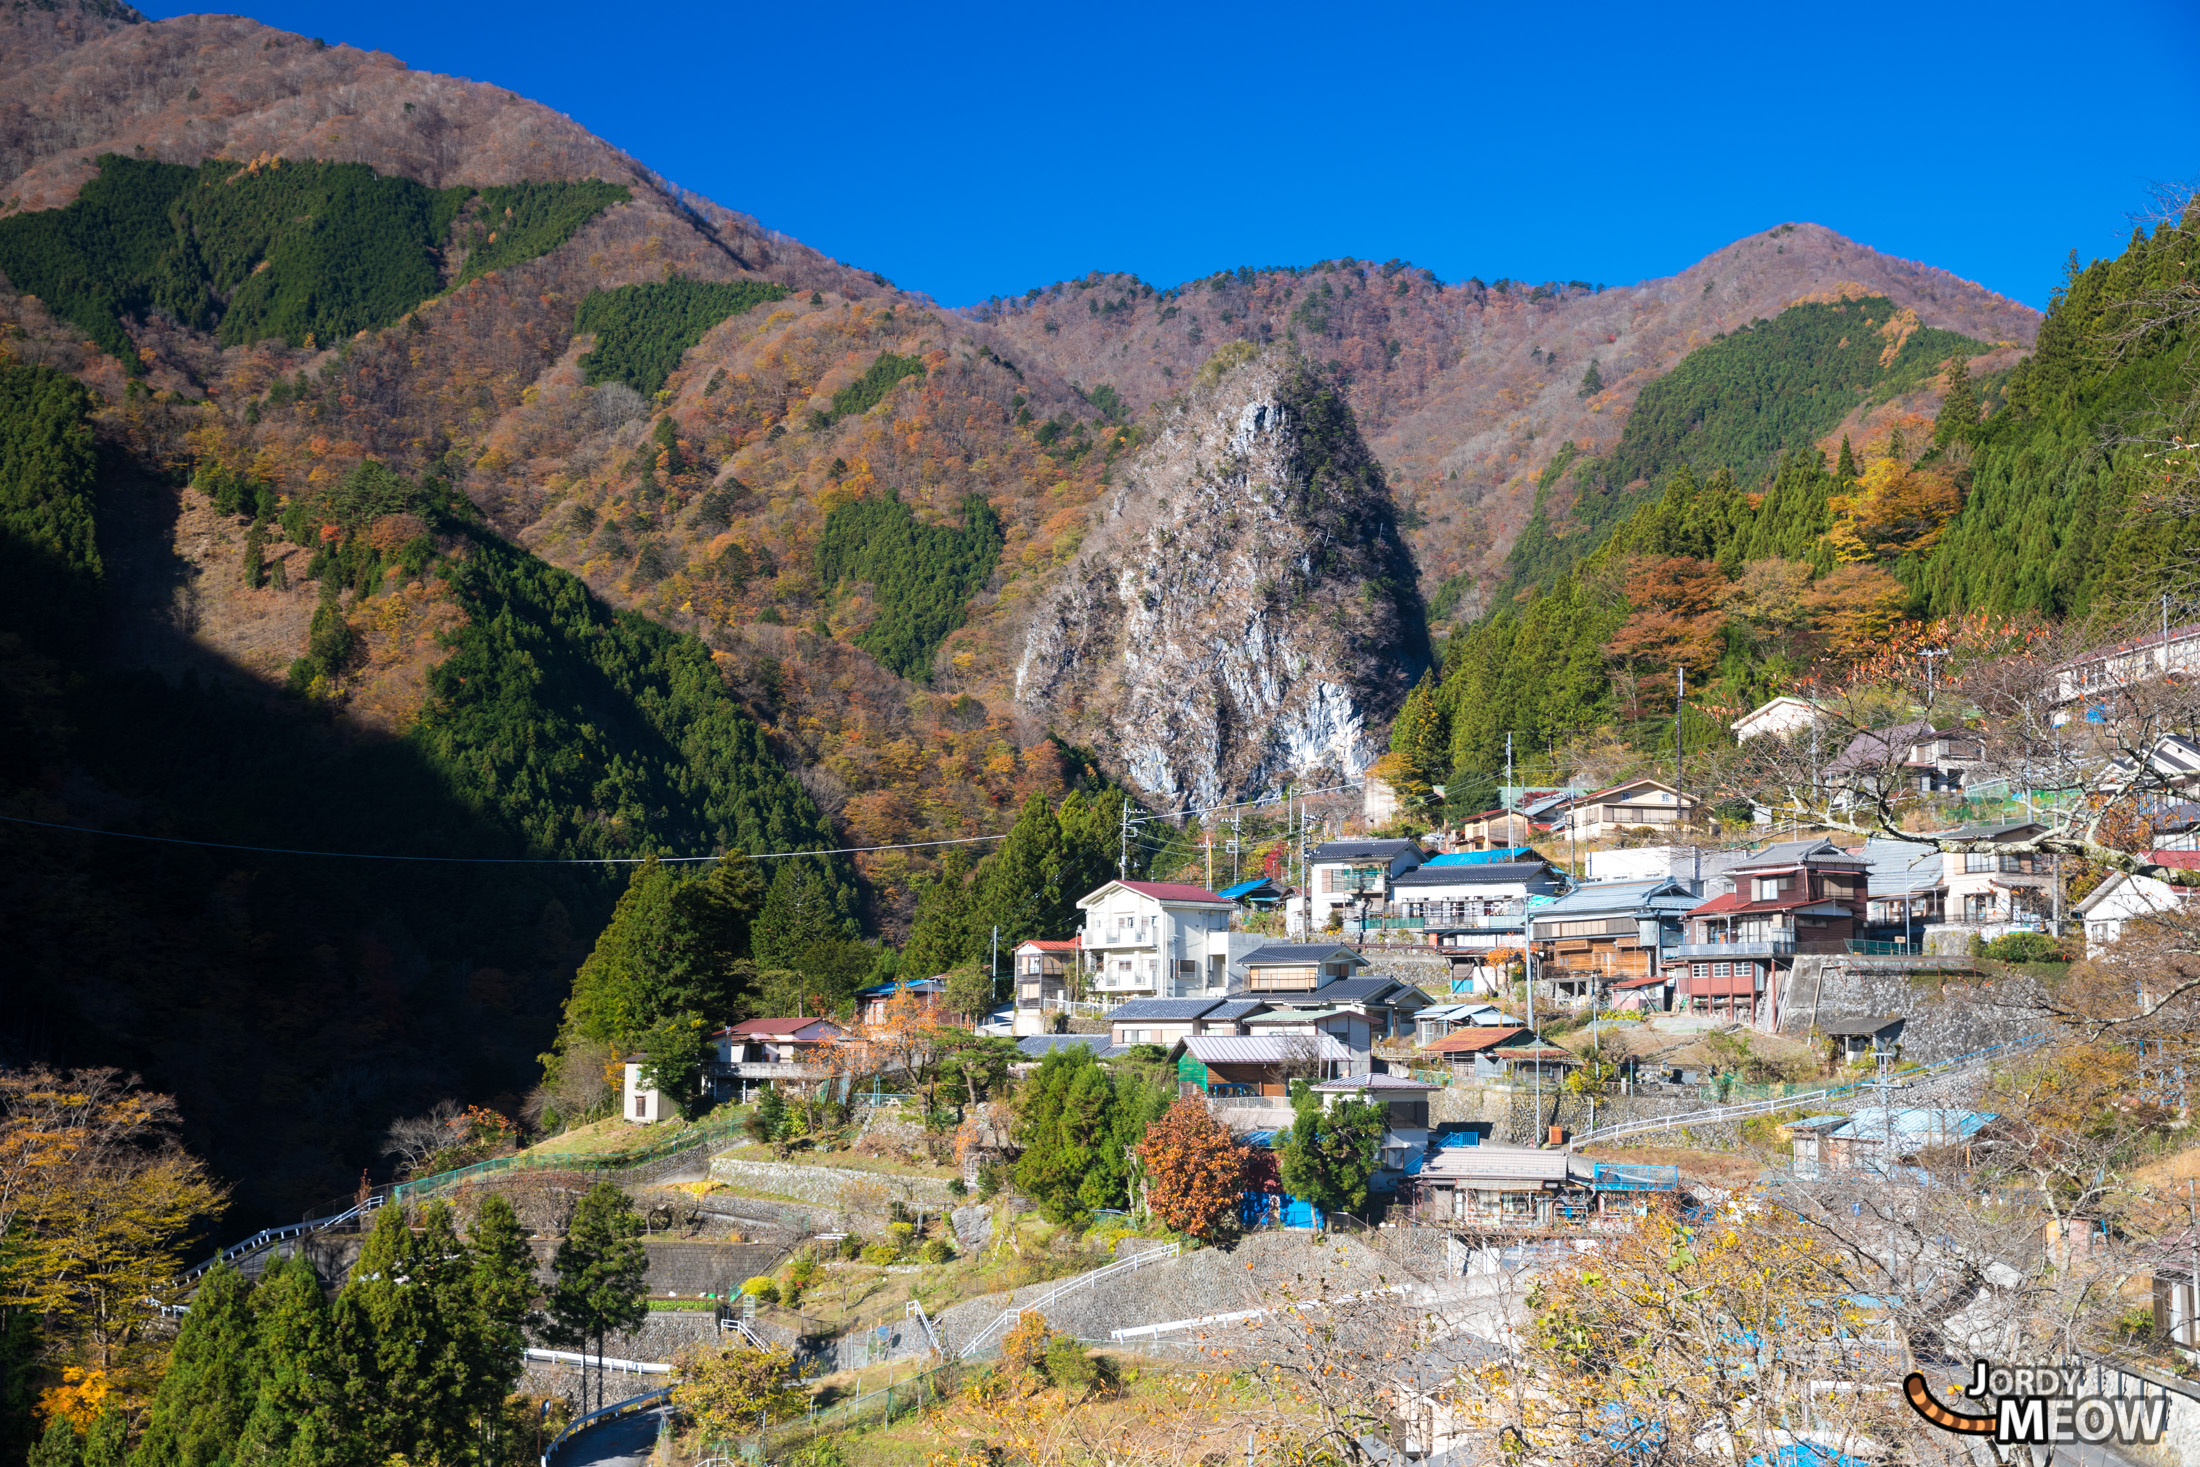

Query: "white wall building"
left=1076, top=879, right=1235, bottom=999
left=2076, top=871, right=2191, bottom=953
left=620, top=1058, right=665, bottom=1125
left=1732, top=696, right=1823, bottom=743
left=1560, top=779, right=1699, bottom=841
left=1307, top=838, right=1427, bottom=923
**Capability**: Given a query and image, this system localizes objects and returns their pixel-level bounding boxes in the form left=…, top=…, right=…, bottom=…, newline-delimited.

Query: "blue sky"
left=141, top=0, right=2200, bottom=309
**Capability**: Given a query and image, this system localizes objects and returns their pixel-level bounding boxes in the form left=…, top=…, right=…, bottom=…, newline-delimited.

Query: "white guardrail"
left=541, top=1384, right=671, bottom=1466
left=954, top=1243, right=1181, bottom=1360
left=523, top=1347, right=671, bottom=1375
left=1568, top=1033, right=2049, bottom=1150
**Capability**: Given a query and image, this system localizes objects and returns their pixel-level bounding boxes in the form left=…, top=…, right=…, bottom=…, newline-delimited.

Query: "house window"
left=1712, top=962, right=1730, bottom=978
left=1752, top=876, right=1793, bottom=901
left=1178, top=960, right=1198, bottom=976
left=1963, top=854, right=1995, bottom=874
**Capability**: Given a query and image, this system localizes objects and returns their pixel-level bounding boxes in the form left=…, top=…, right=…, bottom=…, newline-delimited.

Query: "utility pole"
left=1675, top=665, right=1686, bottom=828
left=1505, top=732, right=1514, bottom=813
left=1206, top=828, right=1214, bottom=890
left=990, top=925, right=999, bottom=1007
left=1232, top=810, right=1242, bottom=884
left=1118, top=799, right=1129, bottom=879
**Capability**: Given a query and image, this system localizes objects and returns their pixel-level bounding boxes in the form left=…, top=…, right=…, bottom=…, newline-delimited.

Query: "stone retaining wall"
left=706, top=1156, right=959, bottom=1212
left=1775, top=955, right=2047, bottom=1059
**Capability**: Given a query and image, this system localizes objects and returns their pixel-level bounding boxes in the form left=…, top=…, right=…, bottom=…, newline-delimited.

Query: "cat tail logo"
left=1903, top=1361, right=2172, bottom=1447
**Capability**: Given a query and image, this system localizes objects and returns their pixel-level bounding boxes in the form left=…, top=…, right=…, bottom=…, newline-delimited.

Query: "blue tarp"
left=1422, top=847, right=1537, bottom=866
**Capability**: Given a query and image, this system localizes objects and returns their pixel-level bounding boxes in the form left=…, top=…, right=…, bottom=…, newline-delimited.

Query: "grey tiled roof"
left=1104, top=997, right=1225, bottom=1021
left=1310, top=839, right=1427, bottom=863
left=1238, top=943, right=1368, bottom=966
left=1015, top=1034, right=1112, bottom=1058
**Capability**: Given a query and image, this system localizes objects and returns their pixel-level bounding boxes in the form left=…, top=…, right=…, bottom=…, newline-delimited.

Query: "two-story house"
left=1307, top=1072, right=1440, bottom=1193
left=1559, top=779, right=1700, bottom=841
left=1230, top=943, right=1431, bottom=1063
left=1678, top=838, right=1869, bottom=1026
left=1010, top=937, right=1081, bottom=1036
left=1526, top=877, right=1698, bottom=1001
left=1933, top=820, right=2053, bottom=927
left=1829, top=722, right=1984, bottom=797
left=1453, top=808, right=1538, bottom=851
left=2054, top=621, right=2200, bottom=721
left=1307, top=839, right=1427, bottom=925
left=1387, top=855, right=1560, bottom=939
left=705, top=1017, right=844, bottom=1102
left=1076, top=879, right=1236, bottom=1000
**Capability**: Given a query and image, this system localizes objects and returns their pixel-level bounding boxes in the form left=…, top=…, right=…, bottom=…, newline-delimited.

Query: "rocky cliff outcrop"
left=1016, top=348, right=1427, bottom=806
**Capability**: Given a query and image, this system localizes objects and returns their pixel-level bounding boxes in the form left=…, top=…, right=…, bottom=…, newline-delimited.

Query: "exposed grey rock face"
left=1016, top=350, right=1426, bottom=806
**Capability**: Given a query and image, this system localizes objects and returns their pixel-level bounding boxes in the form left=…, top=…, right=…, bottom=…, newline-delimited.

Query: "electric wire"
left=0, top=813, right=1011, bottom=865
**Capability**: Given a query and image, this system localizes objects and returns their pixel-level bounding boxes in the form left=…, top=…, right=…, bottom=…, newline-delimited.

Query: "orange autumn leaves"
left=1827, top=454, right=1961, bottom=563
left=1610, top=556, right=1911, bottom=681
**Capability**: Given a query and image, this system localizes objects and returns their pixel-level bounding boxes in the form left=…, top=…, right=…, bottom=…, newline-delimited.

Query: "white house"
left=2055, top=622, right=2200, bottom=716
left=620, top=1057, right=666, bottom=1124
left=1307, top=838, right=1427, bottom=923
left=1386, top=857, right=1558, bottom=930
left=2076, top=872, right=2191, bottom=953
left=1732, top=695, right=1823, bottom=743
left=1559, top=778, right=1700, bottom=840
left=1585, top=844, right=1750, bottom=893
left=1076, top=879, right=1235, bottom=999
left=1935, top=820, right=2055, bottom=927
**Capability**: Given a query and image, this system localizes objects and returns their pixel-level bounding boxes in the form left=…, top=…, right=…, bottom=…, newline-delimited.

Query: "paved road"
left=551, top=1405, right=668, bottom=1467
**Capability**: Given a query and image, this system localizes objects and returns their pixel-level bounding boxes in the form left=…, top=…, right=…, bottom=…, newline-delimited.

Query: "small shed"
left=1781, top=1114, right=1850, bottom=1179
left=1821, top=1015, right=1905, bottom=1065
left=620, top=1057, right=665, bottom=1125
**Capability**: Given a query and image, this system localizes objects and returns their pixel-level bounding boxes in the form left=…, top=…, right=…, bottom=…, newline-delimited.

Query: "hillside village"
left=8, top=3, right=2200, bottom=1465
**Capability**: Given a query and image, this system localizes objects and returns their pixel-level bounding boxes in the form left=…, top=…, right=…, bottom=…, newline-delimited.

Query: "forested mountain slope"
left=970, top=227, right=2040, bottom=627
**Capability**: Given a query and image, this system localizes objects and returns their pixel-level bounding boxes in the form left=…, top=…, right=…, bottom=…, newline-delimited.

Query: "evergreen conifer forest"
left=5, top=4, right=2200, bottom=1463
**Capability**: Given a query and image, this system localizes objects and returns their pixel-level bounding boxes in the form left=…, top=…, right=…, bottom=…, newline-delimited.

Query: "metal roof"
left=1859, top=838, right=1946, bottom=896
left=1835, top=1108, right=1996, bottom=1143
left=1236, top=977, right=1424, bottom=1008
left=1204, top=999, right=1272, bottom=1020
left=1527, top=878, right=1698, bottom=923
left=1732, top=837, right=1868, bottom=869
left=1417, top=1146, right=1585, bottom=1184
left=1820, top=1015, right=1903, bottom=1036
left=1238, top=943, right=1371, bottom=966
left=1218, top=877, right=1282, bottom=900
left=1422, top=847, right=1538, bottom=866
left=1393, top=862, right=1550, bottom=887
left=1179, top=1034, right=1353, bottom=1063
left=1080, top=880, right=1234, bottom=906
left=1244, top=1007, right=1365, bottom=1025
left=1105, top=997, right=1226, bottom=1021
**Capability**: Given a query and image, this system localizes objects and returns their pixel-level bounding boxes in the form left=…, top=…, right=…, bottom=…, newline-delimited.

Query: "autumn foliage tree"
left=1136, top=1097, right=1248, bottom=1240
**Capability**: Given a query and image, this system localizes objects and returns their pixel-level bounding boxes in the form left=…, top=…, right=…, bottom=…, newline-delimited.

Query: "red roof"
left=1610, top=974, right=1665, bottom=989
left=1427, top=1026, right=1530, bottom=1054
left=2150, top=850, right=2200, bottom=870
left=1685, top=891, right=1850, bottom=918
left=1114, top=880, right=1231, bottom=904
left=720, top=1017, right=842, bottom=1038
left=1017, top=937, right=1082, bottom=951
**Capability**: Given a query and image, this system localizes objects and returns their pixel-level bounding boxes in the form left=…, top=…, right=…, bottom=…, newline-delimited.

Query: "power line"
left=0, top=814, right=1011, bottom=866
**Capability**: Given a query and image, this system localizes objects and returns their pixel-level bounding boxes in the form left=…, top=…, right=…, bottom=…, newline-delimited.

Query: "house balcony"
left=1671, top=937, right=1796, bottom=959
left=707, top=1061, right=836, bottom=1081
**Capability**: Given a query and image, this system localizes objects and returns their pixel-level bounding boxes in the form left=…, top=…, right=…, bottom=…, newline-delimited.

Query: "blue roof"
left=1835, top=1108, right=1996, bottom=1143
left=1423, top=847, right=1538, bottom=866
left=1240, top=1130, right=1284, bottom=1149
left=855, top=977, right=948, bottom=998
left=1219, top=878, right=1279, bottom=900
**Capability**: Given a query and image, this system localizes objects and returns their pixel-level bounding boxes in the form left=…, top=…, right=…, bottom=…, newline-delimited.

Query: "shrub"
left=946, top=1178, right=967, bottom=1197
left=835, top=1234, right=863, bottom=1261
left=785, top=1254, right=819, bottom=1288
left=859, top=1243, right=898, bottom=1266
left=1981, top=931, right=2069, bottom=964
left=1042, top=1333, right=1114, bottom=1395
left=920, top=1238, right=954, bottom=1265
left=886, top=1221, right=916, bottom=1249
left=740, top=1275, right=780, bottom=1304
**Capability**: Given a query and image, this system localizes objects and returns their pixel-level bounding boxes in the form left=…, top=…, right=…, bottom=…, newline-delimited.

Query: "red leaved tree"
left=1136, top=1097, right=1248, bottom=1240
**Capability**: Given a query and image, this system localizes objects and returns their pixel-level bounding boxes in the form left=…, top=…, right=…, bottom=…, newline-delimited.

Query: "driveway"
left=551, top=1404, right=669, bottom=1467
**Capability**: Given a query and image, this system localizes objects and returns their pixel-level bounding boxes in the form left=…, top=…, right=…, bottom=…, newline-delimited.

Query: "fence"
left=394, top=1109, right=751, bottom=1203
left=541, top=1384, right=670, bottom=1467
left=177, top=1193, right=386, bottom=1283
left=954, top=1242, right=1183, bottom=1359
left=1569, top=1032, right=2048, bottom=1149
